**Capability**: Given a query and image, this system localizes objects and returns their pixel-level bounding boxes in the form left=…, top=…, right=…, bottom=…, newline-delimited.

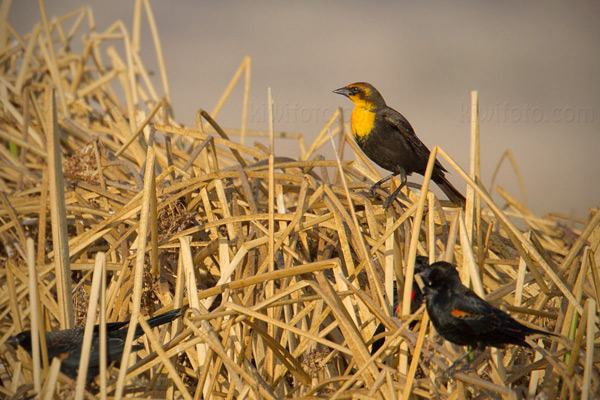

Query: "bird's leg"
left=370, top=173, right=396, bottom=198
left=445, top=347, right=482, bottom=378
left=445, top=349, right=472, bottom=378
left=445, top=350, right=473, bottom=379
left=383, top=169, right=407, bottom=209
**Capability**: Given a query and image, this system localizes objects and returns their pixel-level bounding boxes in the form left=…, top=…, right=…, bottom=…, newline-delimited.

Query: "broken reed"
left=0, top=1, right=598, bottom=399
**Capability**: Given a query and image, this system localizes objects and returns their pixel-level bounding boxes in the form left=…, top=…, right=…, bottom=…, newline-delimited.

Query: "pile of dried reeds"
left=0, top=2, right=598, bottom=399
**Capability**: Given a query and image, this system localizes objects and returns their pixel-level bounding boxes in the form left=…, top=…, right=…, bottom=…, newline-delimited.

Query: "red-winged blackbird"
left=416, top=262, right=556, bottom=367
left=370, top=280, right=424, bottom=354
left=6, top=308, right=182, bottom=382
left=334, top=82, right=465, bottom=208
left=370, top=256, right=428, bottom=354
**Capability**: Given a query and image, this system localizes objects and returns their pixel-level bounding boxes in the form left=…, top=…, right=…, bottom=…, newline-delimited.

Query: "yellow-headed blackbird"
left=7, top=308, right=182, bottom=382
left=416, top=262, right=557, bottom=369
left=334, top=82, right=465, bottom=207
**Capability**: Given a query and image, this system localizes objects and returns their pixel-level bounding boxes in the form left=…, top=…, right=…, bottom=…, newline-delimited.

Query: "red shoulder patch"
left=450, top=309, right=470, bottom=318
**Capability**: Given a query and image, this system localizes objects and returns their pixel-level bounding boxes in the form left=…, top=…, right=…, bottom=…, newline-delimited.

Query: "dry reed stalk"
left=26, top=238, right=42, bottom=393
left=45, top=88, right=74, bottom=329
left=0, top=2, right=598, bottom=399
left=138, top=315, right=193, bottom=400
left=74, top=252, right=105, bottom=398
left=113, top=147, right=155, bottom=399
left=40, top=357, right=61, bottom=400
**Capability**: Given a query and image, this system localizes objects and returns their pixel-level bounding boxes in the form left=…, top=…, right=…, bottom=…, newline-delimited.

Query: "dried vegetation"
left=0, top=2, right=598, bottom=399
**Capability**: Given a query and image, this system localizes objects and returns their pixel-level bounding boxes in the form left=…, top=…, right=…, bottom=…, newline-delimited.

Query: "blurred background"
left=10, top=1, right=600, bottom=219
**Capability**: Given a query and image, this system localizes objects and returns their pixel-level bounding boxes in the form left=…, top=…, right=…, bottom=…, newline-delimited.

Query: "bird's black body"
left=416, top=262, right=553, bottom=350
left=334, top=82, right=465, bottom=206
left=355, top=108, right=445, bottom=181
left=7, top=308, right=182, bottom=382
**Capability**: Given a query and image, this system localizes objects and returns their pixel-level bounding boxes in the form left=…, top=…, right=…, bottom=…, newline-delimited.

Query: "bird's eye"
left=351, top=87, right=360, bottom=94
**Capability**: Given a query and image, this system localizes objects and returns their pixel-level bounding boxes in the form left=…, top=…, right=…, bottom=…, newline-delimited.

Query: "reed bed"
left=0, top=2, right=598, bottom=399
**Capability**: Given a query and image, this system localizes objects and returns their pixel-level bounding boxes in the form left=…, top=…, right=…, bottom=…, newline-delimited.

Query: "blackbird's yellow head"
left=333, top=82, right=386, bottom=110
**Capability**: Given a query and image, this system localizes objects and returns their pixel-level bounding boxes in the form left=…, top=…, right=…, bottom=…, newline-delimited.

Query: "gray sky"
left=10, top=1, right=600, bottom=220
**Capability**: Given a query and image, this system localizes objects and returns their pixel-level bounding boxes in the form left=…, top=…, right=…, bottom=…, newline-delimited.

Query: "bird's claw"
left=444, top=360, right=467, bottom=380
left=369, top=183, right=382, bottom=199
left=383, top=194, right=397, bottom=210
left=444, top=364, right=458, bottom=380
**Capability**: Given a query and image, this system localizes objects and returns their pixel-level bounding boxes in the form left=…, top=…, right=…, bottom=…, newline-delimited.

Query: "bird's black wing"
left=59, top=336, right=139, bottom=380
left=446, top=287, right=503, bottom=334
left=449, top=287, right=543, bottom=347
left=381, top=108, right=447, bottom=173
left=98, top=321, right=130, bottom=332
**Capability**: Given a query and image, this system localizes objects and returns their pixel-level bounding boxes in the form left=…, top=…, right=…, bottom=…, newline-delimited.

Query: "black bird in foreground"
left=416, top=262, right=557, bottom=371
left=370, top=280, right=424, bottom=354
left=334, top=82, right=465, bottom=208
left=370, top=256, right=428, bottom=354
left=6, top=308, right=183, bottom=382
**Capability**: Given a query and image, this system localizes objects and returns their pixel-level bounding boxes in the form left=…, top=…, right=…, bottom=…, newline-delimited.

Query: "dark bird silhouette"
left=6, top=308, right=182, bottom=382
left=416, top=261, right=557, bottom=370
left=370, top=280, right=423, bottom=354
left=370, top=256, right=428, bottom=354
left=334, top=82, right=465, bottom=208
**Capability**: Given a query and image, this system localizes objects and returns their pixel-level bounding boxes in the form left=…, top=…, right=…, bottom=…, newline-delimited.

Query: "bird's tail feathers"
left=132, top=308, right=183, bottom=338
left=526, top=328, right=570, bottom=349
left=146, top=308, right=183, bottom=329
left=434, top=174, right=466, bottom=206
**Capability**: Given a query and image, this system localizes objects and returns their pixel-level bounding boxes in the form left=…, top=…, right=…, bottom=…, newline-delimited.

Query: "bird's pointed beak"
left=415, top=265, right=430, bottom=280
left=5, top=335, right=19, bottom=350
left=413, top=256, right=429, bottom=275
left=333, top=86, right=351, bottom=97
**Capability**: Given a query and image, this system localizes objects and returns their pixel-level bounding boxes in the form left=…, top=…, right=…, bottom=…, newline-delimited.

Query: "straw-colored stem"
left=402, top=313, right=429, bottom=400
left=581, top=298, right=596, bottom=400
left=142, top=0, right=170, bottom=101
left=114, top=147, right=155, bottom=400
left=138, top=316, right=193, bottom=400
left=38, top=0, right=67, bottom=113
left=114, top=100, right=163, bottom=157
left=40, top=358, right=61, bottom=400
left=74, top=252, right=105, bottom=398
left=400, top=145, right=438, bottom=373
left=465, top=90, right=479, bottom=243
left=27, top=238, right=42, bottom=393
left=45, top=88, right=73, bottom=329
